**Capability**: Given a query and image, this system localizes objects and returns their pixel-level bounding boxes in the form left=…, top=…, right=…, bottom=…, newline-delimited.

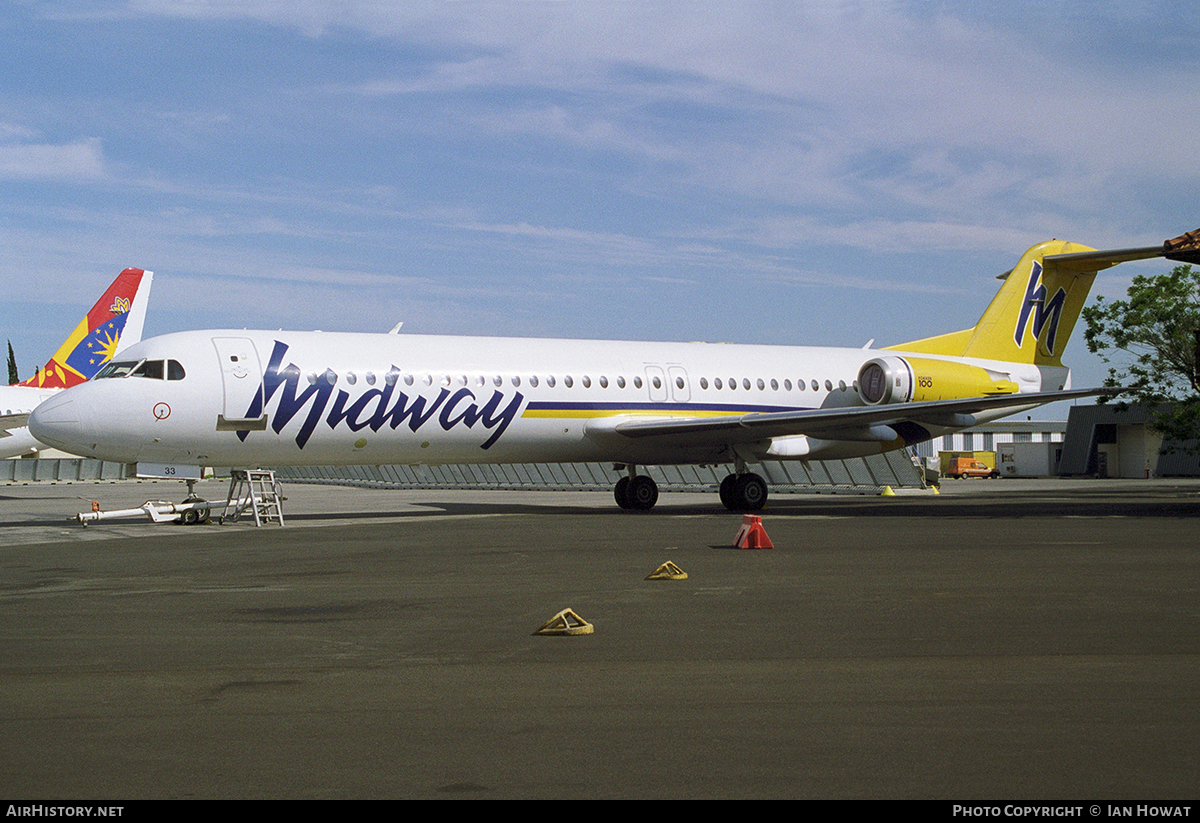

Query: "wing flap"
left=0, top=413, right=30, bottom=432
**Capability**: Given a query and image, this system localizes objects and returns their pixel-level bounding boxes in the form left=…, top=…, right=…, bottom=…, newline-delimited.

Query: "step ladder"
left=220, top=469, right=285, bottom=526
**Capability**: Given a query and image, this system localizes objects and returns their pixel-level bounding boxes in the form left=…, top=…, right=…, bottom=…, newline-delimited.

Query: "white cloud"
left=0, top=138, right=105, bottom=180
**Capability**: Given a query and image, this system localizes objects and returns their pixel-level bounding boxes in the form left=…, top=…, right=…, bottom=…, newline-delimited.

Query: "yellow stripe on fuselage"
left=520, top=407, right=744, bottom=420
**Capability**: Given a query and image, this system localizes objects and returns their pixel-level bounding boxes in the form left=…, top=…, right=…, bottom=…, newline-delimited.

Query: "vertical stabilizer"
left=18, top=268, right=154, bottom=388
left=886, top=240, right=1100, bottom=366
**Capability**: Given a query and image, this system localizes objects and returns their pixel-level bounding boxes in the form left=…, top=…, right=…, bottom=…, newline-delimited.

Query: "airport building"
left=1058, top=403, right=1200, bottom=478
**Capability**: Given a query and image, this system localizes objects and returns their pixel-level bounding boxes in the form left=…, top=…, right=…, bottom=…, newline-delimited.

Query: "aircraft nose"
left=29, top=392, right=88, bottom=454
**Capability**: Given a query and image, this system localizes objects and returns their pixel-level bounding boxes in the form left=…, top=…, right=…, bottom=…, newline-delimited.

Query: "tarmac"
left=1, top=477, right=1198, bottom=799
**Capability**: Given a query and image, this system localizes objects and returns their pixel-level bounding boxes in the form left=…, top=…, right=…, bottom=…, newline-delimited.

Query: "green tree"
left=1083, top=263, right=1200, bottom=447
left=6, top=340, right=16, bottom=385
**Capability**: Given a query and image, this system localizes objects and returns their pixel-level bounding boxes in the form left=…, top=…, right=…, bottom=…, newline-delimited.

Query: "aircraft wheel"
left=734, top=473, right=768, bottom=511
left=180, top=503, right=210, bottom=525
left=719, top=474, right=738, bottom=510
left=629, top=475, right=659, bottom=510
left=614, top=476, right=634, bottom=509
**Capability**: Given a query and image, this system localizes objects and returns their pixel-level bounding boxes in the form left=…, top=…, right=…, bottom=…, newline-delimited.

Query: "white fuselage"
left=0, top=385, right=60, bottom=458
left=0, top=384, right=57, bottom=418
left=29, top=329, right=1057, bottom=469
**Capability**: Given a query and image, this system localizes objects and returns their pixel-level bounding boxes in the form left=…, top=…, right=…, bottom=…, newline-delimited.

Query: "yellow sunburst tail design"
left=18, top=268, right=150, bottom=389
left=885, top=240, right=1101, bottom=366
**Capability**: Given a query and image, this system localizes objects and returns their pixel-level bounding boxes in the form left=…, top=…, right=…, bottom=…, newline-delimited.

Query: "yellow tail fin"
left=886, top=240, right=1099, bottom=366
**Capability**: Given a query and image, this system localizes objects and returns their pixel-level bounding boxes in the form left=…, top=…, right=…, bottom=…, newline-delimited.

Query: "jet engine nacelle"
left=857, top=356, right=1019, bottom=406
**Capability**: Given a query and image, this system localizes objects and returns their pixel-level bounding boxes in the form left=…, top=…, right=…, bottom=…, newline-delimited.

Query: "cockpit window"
left=95, top=359, right=186, bottom=380
left=131, top=360, right=164, bottom=379
left=95, top=360, right=141, bottom=379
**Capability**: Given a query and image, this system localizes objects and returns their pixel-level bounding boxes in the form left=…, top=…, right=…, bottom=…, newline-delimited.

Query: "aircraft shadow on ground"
left=275, top=491, right=1200, bottom=522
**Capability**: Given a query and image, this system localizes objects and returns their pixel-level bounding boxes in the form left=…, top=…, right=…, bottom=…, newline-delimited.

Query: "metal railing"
left=3, top=450, right=923, bottom=494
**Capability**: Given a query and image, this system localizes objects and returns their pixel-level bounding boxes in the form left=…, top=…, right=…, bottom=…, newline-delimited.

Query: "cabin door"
left=212, top=337, right=267, bottom=427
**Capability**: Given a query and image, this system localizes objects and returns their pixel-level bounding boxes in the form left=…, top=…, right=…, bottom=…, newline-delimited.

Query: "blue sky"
left=2, top=1, right=1197, bottom=413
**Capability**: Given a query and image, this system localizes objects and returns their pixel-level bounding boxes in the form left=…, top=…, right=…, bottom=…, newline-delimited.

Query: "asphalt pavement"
left=1, top=477, right=1197, bottom=798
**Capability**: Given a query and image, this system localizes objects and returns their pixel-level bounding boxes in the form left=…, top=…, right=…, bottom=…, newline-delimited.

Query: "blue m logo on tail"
left=1013, top=261, right=1067, bottom=355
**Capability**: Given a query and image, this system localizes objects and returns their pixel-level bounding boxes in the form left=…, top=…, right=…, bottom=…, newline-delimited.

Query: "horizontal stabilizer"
left=1041, top=227, right=1200, bottom=271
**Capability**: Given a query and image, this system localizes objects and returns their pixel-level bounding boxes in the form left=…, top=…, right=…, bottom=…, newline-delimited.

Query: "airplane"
left=28, top=228, right=1200, bottom=513
left=0, top=268, right=153, bottom=459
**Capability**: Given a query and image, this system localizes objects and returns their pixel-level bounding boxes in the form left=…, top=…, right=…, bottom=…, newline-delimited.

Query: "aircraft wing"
left=607, top=388, right=1114, bottom=445
left=0, top=412, right=29, bottom=432
left=0, top=423, right=41, bottom=459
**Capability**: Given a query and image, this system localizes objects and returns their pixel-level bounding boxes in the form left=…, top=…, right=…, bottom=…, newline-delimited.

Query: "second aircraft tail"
left=18, top=267, right=153, bottom=389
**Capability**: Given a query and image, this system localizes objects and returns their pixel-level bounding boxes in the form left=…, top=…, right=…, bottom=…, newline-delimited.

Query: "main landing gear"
left=718, top=472, right=768, bottom=512
left=611, top=464, right=769, bottom=512
left=614, top=467, right=659, bottom=511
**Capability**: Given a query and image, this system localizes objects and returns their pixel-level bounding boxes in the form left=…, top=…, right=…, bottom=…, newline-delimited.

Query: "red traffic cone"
left=733, top=515, right=773, bottom=549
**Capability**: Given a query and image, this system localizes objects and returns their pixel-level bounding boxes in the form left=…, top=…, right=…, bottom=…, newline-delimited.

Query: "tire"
left=629, top=475, right=659, bottom=510
left=735, top=473, right=768, bottom=511
left=614, top=476, right=633, bottom=509
left=719, top=474, right=738, bottom=510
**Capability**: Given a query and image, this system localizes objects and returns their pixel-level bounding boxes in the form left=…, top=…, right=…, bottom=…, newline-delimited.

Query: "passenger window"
left=700, top=377, right=708, bottom=389
left=633, top=376, right=643, bottom=389
left=617, top=376, right=626, bottom=389
left=714, top=378, right=723, bottom=389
